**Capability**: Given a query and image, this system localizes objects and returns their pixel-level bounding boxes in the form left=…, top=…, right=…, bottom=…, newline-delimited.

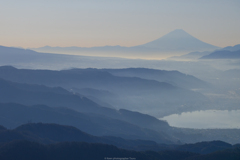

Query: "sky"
left=0, top=0, right=240, bottom=48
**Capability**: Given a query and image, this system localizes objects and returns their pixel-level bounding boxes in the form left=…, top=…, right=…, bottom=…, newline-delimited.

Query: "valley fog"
left=1, top=1, right=240, bottom=159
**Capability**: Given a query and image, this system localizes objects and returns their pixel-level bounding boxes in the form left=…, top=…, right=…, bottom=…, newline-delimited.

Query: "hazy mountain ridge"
left=200, top=50, right=240, bottom=59
left=0, top=45, right=96, bottom=70
left=0, top=66, right=208, bottom=117
left=200, top=44, right=240, bottom=59
left=221, top=44, right=240, bottom=52
left=1, top=102, right=240, bottom=144
left=167, top=43, right=240, bottom=60
left=0, top=73, right=179, bottom=124
left=31, top=29, right=220, bottom=58
left=0, top=45, right=73, bottom=63
left=168, top=51, right=211, bottom=60
left=13, top=123, right=164, bottom=150
left=0, top=77, right=175, bottom=143
left=0, top=66, right=176, bottom=90
left=0, top=77, right=106, bottom=113
left=0, top=45, right=39, bottom=55
left=101, top=68, right=208, bottom=89
left=0, top=103, right=174, bottom=143
left=0, top=43, right=239, bottom=159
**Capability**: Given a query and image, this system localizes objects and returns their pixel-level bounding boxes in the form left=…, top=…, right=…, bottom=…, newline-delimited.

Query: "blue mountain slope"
left=139, top=29, right=220, bottom=52
left=200, top=50, right=240, bottom=59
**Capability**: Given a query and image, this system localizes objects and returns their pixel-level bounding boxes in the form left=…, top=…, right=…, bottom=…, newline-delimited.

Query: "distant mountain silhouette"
left=0, top=45, right=38, bottom=55
left=168, top=51, right=211, bottom=60
left=0, top=45, right=60, bottom=62
left=199, top=44, right=240, bottom=59
left=221, top=44, right=240, bottom=51
left=200, top=49, right=240, bottom=59
left=0, top=45, right=90, bottom=69
left=30, top=29, right=220, bottom=58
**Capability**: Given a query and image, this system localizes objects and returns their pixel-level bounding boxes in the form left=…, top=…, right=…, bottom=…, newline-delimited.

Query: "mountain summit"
left=139, top=29, right=220, bottom=52
left=30, top=29, right=220, bottom=59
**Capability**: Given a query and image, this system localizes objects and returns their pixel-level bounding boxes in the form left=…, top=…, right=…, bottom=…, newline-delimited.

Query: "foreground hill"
left=0, top=123, right=170, bottom=151
left=0, top=77, right=170, bottom=131
left=0, top=137, right=239, bottom=160
left=176, top=141, right=233, bottom=154
left=0, top=123, right=238, bottom=157
left=0, top=103, right=173, bottom=143
left=0, top=140, right=199, bottom=160
left=1, top=103, right=240, bottom=144
left=1, top=141, right=239, bottom=160
left=185, top=147, right=240, bottom=160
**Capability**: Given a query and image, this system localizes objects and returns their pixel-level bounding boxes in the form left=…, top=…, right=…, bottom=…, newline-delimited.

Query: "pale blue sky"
left=0, top=0, right=239, bottom=48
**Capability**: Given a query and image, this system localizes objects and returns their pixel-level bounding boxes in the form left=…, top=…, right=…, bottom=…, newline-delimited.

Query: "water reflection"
left=160, top=110, right=240, bottom=129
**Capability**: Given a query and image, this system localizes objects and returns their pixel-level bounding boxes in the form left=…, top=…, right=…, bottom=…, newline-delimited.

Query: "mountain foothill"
left=0, top=66, right=239, bottom=145
left=0, top=30, right=240, bottom=159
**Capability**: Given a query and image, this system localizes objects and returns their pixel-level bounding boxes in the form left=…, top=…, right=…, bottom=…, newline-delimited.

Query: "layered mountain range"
left=0, top=30, right=239, bottom=159
left=0, top=66, right=239, bottom=145
left=0, top=66, right=208, bottom=117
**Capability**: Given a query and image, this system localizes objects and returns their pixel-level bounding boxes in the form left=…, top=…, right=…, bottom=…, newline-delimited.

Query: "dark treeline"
left=0, top=140, right=198, bottom=160
left=0, top=122, right=235, bottom=152
left=0, top=140, right=240, bottom=160
left=0, top=122, right=170, bottom=151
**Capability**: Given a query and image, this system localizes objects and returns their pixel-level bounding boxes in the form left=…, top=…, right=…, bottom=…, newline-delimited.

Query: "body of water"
left=160, top=110, right=240, bottom=129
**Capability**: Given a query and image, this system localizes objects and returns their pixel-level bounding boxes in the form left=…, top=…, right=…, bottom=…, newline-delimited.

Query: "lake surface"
left=160, top=110, right=240, bottom=129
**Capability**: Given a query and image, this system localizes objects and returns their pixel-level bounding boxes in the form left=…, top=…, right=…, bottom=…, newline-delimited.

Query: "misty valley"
left=0, top=31, right=240, bottom=159
left=161, top=110, right=240, bottom=129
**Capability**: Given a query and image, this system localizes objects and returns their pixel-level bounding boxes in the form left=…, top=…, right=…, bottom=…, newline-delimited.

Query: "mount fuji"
left=138, top=29, right=220, bottom=52
left=31, top=29, right=220, bottom=59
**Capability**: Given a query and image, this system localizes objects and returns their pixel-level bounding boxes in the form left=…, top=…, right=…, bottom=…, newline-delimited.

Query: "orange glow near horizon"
left=0, top=1, right=239, bottom=49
